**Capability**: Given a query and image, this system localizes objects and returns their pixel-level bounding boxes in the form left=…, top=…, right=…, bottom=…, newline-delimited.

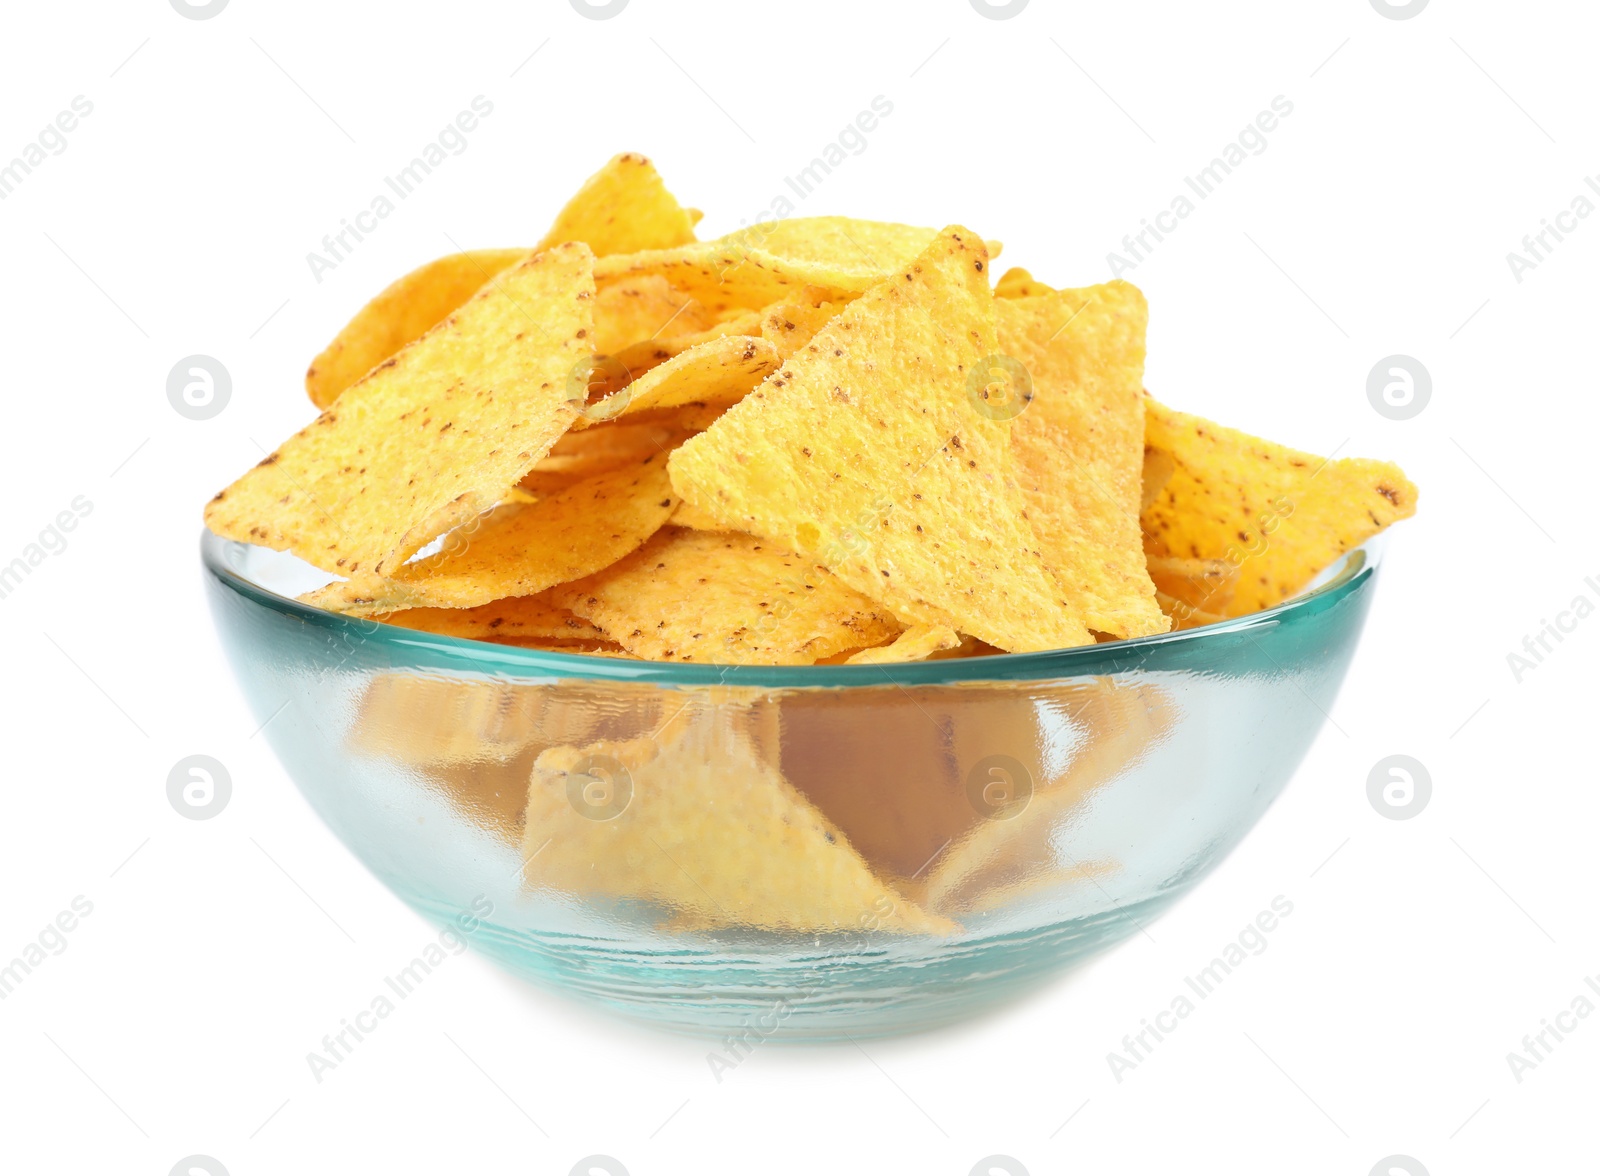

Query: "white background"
left=1, top=1, right=1595, bottom=1173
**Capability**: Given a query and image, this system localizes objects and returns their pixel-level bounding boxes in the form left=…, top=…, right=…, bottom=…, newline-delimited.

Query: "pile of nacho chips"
left=206, top=153, right=1418, bottom=663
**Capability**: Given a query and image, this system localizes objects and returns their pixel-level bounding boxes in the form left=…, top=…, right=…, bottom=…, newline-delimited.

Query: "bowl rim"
left=201, top=529, right=1379, bottom=687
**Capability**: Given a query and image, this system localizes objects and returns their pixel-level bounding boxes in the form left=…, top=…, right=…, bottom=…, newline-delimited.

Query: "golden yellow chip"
left=305, top=248, right=530, bottom=410
left=384, top=592, right=608, bottom=644
left=995, top=281, right=1167, bottom=639
left=302, top=451, right=677, bottom=615
left=1155, top=591, right=1227, bottom=631
left=577, top=335, right=780, bottom=425
left=918, top=680, right=1173, bottom=916
left=351, top=674, right=547, bottom=766
left=667, top=499, right=724, bottom=531
left=552, top=527, right=900, bottom=664
left=537, top=152, right=698, bottom=257
left=592, top=217, right=961, bottom=317
left=591, top=274, right=716, bottom=356
left=521, top=717, right=953, bottom=934
left=759, top=296, right=841, bottom=359
left=993, top=266, right=1054, bottom=299
left=207, top=244, right=594, bottom=577
left=1144, top=553, right=1238, bottom=615
left=668, top=225, right=1092, bottom=653
left=1141, top=444, right=1177, bottom=512
left=1142, top=397, right=1419, bottom=614
left=845, top=625, right=961, bottom=665
left=517, top=413, right=708, bottom=496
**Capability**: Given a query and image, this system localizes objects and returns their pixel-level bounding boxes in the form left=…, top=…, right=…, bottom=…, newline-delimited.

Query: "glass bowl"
left=201, top=530, right=1381, bottom=1040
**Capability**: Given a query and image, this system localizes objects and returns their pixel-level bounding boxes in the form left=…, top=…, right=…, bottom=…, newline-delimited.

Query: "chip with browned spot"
left=552, top=527, right=900, bottom=664
left=1142, top=396, right=1419, bottom=614
left=537, top=152, right=699, bottom=257
left=300, top=451, right=678, bottom=615
left=383, top=591, right=608, bottom=645
left=995, top=281, right=1167, bottom=639
left=668, top=226, right=1091, bottom=653
left=305, top=249, right=530, bottom=409
left=206, top=244, right=595, bottom=577
left=521, top=714, right=954, bottom=934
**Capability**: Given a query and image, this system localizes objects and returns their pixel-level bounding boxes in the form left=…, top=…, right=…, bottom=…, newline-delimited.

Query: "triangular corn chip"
left=521, top=717, right=954, bottom=934
left=301, top=451, right=678, bottom=615
left=552, top=527, right=900, bottom=664
left=668, top=225, right=1092, bottom=652
left=759, top=295, right=842, bottom=359
left=1142, top=397, right=1419, bottom=614
left=845, top=625, right=962, bottom=664
left=537, top=152, right=698, bottom=256
left=305, top=248, right=531, bottom=409
left=383, top=591, right=608, bottom=644
left=993, top=266, right=1054, bottom=299
left=591, top=274, right=718, bottom=355
left=591, top=217, right=966, bottom=317
left=995, top=282, right=1167, bottom=639
left=208, top=244, right=595, bottom=577
left=577, top=335, right=779, bottom=425
left=1144, top=554, right=1238, bottom=616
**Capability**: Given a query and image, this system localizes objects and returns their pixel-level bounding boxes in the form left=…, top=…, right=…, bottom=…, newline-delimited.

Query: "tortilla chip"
left=759, top=296, right=841, bottom=359
left=668, top=500, right=725, bottom=531
left=591, top=274, right=718, bottom=356
left=518, top=412, right=708, bottom=496
left=668, top=225, right=1092, bottom=653
left=351, top=674, right=548, bottom=766
left=301, top=451, right=678, bottom=615
left=577, top=335, right=780, bottom=425
left=995, top=282, right=1167, bottom=639
left=552, top=527, right=900, bottom=664
left=521, top=717, right=953, bottom=934
left=918, top=680, right=1173, bottom=916
left=993, top=266, right=1054, bottom=299
left=1141, top=445, right=1177, bottom=512
left=384, top=592, right=608, bottom=644
left=305, top=249, right=531, bottom=410
left=1145, top=554, right=1238, bottom=615
left=537, top=152, right=698, bottom=257
left=592, top=217, right=958, bottom=318
left=845, top=625, right=961, bottom=664
left=207, top=244, right=594, bottom=577
left=1142, top=397, right=1419, bottom=614
left=1155, top=591, right=1227, bottom=631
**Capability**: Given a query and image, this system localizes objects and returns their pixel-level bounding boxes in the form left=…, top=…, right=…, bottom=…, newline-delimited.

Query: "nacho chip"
left=384, top=592, right=607, bottom=644
left=552, top=527, right=899, bottom=664
left=208, top=244, right=595, bottom=577
left=578, top=335, right=780, bottom=425
left=521, top=717, right=953, bottom=934
left=305, top=248, right=530, bottom=409
left=759, top=296, right=841, bottom=359
left=1145, top=553, right=1238, bottom=615
left=519, top=413, right=708, bottom=496
left=845, top=625, right=961, bottom=664
left=591, top=218, right=959, bottom=317
left=668, top=499, right=725, bottom=531
left=302, top=451, right=678, bottom=615
left=537, top=152, right=698, bottom=257
left=1142, top=397, right=1419, bottom=614
left=669, top=226, right=1092, bottom=653
left=918, top=680, right=1173, bottom=915
left=993, top=266, right=1054, bottom=299
left=351, top=674, right=548, bottom=766
left=995, top=282, right=1166, bottom=640
left=591, top=274, right=717, bottom=355
left=1141, top=444, right=1177, bottom=512
left=1155, top=591, right=1227, bottom=631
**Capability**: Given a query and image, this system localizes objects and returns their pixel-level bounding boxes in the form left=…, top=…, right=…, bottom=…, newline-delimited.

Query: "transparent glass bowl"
left=202, top=531, right=1381, bottom=1040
